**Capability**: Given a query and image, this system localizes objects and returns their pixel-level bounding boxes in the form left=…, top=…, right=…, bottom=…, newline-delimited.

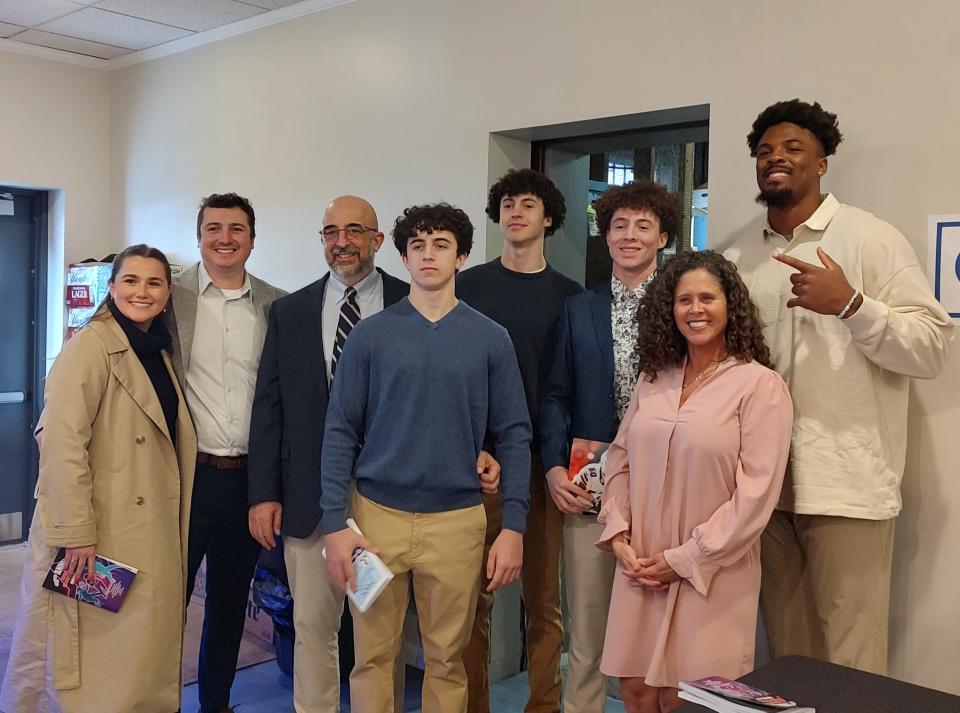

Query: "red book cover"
left=567, top=438, right=610, bottom=515
left=42, top=548, right=139, bottom=613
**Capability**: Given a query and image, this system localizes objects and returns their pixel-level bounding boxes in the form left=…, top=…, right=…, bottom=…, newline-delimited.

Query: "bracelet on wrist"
left=837, top=290, right=860, bottom=319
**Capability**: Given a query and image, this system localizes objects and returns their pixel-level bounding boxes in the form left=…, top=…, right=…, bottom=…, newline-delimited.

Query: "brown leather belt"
left=196, top=452, right=248, bottom=470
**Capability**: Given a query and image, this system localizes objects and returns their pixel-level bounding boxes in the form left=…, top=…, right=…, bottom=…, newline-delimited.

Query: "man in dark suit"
left=539, top=180, right=681, bottom=713
left=246, top=195, right=405, bottom=713
left=246, top=195, right=499, bottom=713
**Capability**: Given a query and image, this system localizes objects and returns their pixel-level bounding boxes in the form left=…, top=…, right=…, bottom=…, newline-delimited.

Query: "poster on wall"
left=927, top=214, right=960, bottom=323
left=66, top=262, right=112, bottom=338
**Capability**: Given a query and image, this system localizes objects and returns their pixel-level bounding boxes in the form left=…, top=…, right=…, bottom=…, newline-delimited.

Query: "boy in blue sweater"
left=321, top=203, right=531, bottom=713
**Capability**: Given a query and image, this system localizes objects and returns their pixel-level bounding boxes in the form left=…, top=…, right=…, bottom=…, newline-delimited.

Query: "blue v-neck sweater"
left=320, top=298, right=532, bottom=534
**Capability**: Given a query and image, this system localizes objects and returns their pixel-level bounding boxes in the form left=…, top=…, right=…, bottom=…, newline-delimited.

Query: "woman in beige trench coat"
left=0, top=245, right=196, bottom=713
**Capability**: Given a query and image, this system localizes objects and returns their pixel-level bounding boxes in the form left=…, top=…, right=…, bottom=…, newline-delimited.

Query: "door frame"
left=0, top=186, right=48, bottom=543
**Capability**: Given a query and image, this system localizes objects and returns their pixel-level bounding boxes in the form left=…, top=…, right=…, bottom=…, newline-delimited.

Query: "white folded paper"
left=322, top=518, right=394, bottom=613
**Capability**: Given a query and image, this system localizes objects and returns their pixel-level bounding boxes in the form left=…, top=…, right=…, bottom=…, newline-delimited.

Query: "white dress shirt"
left=185, top=264, right=262, bottom=456
left=322, top=269, right=385, bottom=383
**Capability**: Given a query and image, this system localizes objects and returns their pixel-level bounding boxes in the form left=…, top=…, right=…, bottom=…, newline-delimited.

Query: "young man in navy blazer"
left=540, top=180, right=681, bottom=713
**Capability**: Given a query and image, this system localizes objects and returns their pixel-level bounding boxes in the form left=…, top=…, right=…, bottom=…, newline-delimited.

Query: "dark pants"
left=185, top=460, right=261, bottom=713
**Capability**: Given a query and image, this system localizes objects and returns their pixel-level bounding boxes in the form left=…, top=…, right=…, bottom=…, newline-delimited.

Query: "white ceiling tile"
left=0, top=0, right=81, bottom=27
left=0, top=21, right=23, bottom=37
left=238, top=0, right=305, bottom=9
left=13, top=28, right=131, bottom=58
left=37, top=7, right=192, bottom=50
left=97, top=0, right=264, bottom=32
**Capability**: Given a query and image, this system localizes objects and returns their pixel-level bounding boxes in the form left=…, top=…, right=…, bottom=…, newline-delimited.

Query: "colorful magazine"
left=567, top=438, right=610, bottom=515
left=678, top=677, right=814, bottom=713
left=43, top=548, right=139, bottom=613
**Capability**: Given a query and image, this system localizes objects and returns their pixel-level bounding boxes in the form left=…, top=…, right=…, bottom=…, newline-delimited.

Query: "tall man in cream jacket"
left=724, top=99, right=953, bottom=675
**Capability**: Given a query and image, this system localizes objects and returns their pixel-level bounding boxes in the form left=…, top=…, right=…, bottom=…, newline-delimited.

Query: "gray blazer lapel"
left=169, top=263, right=201, bottom=383
left=248, top=273, right=286, bottom=357
left=250, top=273, right=275, bottom=325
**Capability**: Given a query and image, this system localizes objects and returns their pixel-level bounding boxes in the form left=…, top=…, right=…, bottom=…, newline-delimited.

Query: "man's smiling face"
left=198, top=206, right=254, bottom=274
left=754, top=122, right=827, bottom=209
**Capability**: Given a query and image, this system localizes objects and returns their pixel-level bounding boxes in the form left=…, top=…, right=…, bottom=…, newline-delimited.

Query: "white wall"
left=7, top=0, right=960, bottom=693
left=0, top=51, right=112, bottom=362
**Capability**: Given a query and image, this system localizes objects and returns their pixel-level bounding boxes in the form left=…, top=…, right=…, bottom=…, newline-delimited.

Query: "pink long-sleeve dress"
left=597, top=358, right=792, bottom=687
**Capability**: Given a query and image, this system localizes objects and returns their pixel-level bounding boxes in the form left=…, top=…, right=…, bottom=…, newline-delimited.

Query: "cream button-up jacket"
left=724, top=194, right=953, bottom=519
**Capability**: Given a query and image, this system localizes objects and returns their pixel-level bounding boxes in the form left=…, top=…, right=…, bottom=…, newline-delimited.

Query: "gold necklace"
left=681, top=360, right=721, bottom=391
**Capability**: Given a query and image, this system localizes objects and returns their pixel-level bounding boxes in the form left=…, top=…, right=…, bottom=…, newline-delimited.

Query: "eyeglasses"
left=319, top=224, right=378, bottom=244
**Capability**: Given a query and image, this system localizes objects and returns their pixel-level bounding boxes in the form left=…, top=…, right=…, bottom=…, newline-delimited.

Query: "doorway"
left=534, top=114, right=709, bottom=287
left=0, top=188, right=47, bottom=544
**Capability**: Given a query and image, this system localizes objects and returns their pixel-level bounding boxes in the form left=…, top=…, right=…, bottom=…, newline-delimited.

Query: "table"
left=675, top=656, right=960, bottom=713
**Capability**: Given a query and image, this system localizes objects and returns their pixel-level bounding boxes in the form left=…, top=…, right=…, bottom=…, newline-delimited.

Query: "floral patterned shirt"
left=611, top=272, right=655, bottom=421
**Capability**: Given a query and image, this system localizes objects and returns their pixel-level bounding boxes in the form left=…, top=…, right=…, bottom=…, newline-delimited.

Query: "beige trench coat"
left=0, top=312, right=196, bottom=713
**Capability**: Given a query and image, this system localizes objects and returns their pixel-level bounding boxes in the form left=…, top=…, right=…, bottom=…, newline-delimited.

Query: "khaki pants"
left=562, top=516, right=615, bottom=713
left=284, top=528, right=346, bottom=713
left=464, top=458, right=564, bottom=713
left=349, top=493, right=487, bottom=713
left=760, top=510, right=895, bottom=675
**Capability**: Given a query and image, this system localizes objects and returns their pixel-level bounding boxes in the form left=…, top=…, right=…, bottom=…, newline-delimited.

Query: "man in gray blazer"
left=169, top=192, right=286, bottom=713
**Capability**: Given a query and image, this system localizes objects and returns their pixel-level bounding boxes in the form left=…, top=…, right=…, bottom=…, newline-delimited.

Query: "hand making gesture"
left=773, top=246, right=862, bottom=317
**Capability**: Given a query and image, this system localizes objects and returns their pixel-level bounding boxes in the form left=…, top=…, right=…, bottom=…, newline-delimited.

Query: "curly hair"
left=636, top=250, right=772, bottom=381
left=746, top=99, right=844, bottom=157
left=594, top=180, right=682, bottom=248
left=197, top=192, right=256, bottom=240
left=392, top=203, right=474, bottom=256
left=485, top=168, right=566, bottom=236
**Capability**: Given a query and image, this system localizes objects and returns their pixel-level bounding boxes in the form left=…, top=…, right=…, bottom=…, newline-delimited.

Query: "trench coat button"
left=135, top=496, right=145, bottom=506
left=136, top=435, right=146, bottom=444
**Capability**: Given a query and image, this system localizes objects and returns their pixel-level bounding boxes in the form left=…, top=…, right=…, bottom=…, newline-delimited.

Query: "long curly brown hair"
left=637, top=250, right=772, bottom=381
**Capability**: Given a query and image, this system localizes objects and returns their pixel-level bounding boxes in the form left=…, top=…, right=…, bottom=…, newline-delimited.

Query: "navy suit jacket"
left=539, top=282, right=619, bottom=472
left=247, top=268, right=409, bottom=537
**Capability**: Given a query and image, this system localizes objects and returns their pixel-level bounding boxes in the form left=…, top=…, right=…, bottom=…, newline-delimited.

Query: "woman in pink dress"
left=597, top=250, right=793, bottom=713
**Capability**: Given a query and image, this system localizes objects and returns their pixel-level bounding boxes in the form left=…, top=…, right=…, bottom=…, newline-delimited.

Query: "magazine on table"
left=567, top=438, right=610, bottom=515
left=322, top=518, right=394, bottom=613
left=42, top=548, right=139, bottom=613
left=678, top=676, right=815, bottom=713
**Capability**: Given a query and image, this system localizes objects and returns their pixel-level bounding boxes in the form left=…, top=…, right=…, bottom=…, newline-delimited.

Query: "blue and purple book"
left=43, top=548, right=139, bottom=613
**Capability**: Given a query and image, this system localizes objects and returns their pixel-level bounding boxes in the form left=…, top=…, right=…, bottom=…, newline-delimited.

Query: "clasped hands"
left=610, top=532, right=680, bottom=592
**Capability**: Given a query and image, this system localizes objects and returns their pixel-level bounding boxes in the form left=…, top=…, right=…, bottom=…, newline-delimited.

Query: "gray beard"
left=330, top=256, right=375, bottom=284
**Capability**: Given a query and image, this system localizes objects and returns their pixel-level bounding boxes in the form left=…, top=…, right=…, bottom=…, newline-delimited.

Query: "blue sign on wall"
left=929, top=216, right=960, bottom=320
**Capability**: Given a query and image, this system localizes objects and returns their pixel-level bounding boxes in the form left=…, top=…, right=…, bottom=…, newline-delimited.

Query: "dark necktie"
left=331, top=286, right=360, bottom=377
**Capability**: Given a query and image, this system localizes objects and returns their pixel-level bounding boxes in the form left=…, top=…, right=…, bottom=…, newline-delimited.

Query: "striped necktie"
left=331, top=286, right=360, bottom=377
